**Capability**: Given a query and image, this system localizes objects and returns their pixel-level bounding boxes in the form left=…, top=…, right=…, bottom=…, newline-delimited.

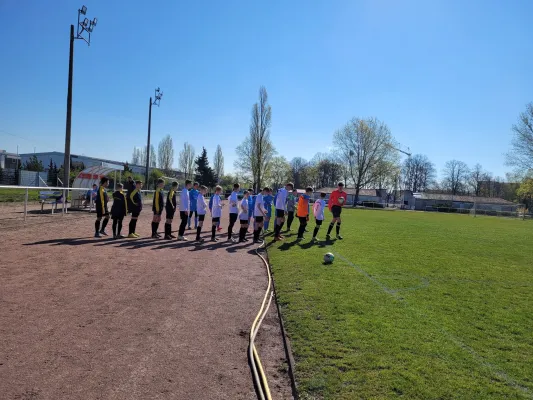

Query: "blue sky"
left=1, top=0, right=532, bottom=179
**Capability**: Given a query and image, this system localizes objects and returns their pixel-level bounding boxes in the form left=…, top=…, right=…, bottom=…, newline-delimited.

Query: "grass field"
left=0, top=188, right=41, bottom=202
left=267, top=209, right=533, bottom=399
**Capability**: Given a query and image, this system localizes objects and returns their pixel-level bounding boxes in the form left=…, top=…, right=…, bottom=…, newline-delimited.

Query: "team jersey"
left=111, top=190, right=128, bottom=218
left=239, top=198, right=249, bottom=220
left=95, top=185, right=109, bottom=214
left=296, top=194, right=311, bottom=218
left=286, top=194, right=297, bottom=212
left=228, top=191, right=239, bottom=214
left=248, top=195, right=256, bottom=218
left=197, top=193, right=207, bottom=215
left=254, top=193, right=265, bottom=217
left=313, top=199, right=326, bottom=220
left=129, top=188, right=143, bottom=211
left=125, top=180, right=135, bottom=195
left=166, top=188, right=177, bottom=210
left=189, top=188, right=199, bottom=211
left=211, top=194, right=222, bottom=218
left=328, top=189, right=348, bottom=210
left=275, top=188, right=288, bottom=210
left=263, top=194, right=273, bottom=217
left=153, top=187, right=164, bottom=213
left=180, top=188, right=189, bottom=212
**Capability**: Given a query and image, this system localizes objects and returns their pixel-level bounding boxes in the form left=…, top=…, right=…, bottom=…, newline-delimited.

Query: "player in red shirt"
left=326, top=182, right=347, bottom=240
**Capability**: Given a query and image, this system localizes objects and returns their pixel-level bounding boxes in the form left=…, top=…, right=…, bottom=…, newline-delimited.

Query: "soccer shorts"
left=315, top=219, right=323, bottom=226
left=212, top=217, right=220, bottom=223
left=229, top=213, right=238, bottom=224
left=165, top=208, right=175, bottom=219
left=180, top=211, right=188, bottom=220
left=331, top=205, right=342, bottom=218
left=255, top=216, right=264, bottom=223
left=96, top=209, right=109, bottom=219
left=275, top=209, right=285, bottom=218
left=198, top=214, right=206, bottom=222
left=240, top=219, right=248, bottom=225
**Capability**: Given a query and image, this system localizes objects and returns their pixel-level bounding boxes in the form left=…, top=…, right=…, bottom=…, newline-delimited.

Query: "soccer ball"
left=338, top=197, right=345, bottom=205
left=324, top=253, right=334, bottom=264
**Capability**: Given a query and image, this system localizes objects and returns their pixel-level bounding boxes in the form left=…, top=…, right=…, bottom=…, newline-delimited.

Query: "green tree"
left=517, top=178, right=533, bottom=211
left=148, top=168, right=164, bottom=190
left=195, top=147, right=217, bottom=187
left=24, top=155, right=44, bottom=172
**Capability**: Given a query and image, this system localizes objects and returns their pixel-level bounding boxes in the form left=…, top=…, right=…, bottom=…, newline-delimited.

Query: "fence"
left=423, top=206, right=530, bottom=219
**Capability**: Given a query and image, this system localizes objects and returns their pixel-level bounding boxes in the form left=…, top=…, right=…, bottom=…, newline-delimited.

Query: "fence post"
left=24, top=187, right=28, bottom=222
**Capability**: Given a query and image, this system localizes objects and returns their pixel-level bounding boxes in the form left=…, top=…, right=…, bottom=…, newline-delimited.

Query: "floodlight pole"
left=63, top=5, right=97, bottom=189
left=145, top=88, right=163, bottom=187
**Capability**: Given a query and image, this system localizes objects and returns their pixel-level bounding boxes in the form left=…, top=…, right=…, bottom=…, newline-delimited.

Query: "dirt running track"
left=0, top=205, right=292, bottom=399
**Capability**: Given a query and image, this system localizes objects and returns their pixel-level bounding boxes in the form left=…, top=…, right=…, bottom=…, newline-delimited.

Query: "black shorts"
left=315, top=219, right=323, bottom=226
left=229, top=213, right=238, bottom=224
left=131, top=210, right=140, bottom=218
left=198, top=214, right=206, bottom=222
left=153, top=210, right=163, bottom=216
left=255, top=216, right=264, bottom=223
left=240, top=219, right=248, bottom=225
left=96, top=210, right=109, bottom=218
left=212, top=217, right=220, bottom=223
left=166, top=208, right=175, bottom=219
left=180, top=211, right=188, bottom=220
left=275, top=209, right=285, bottom=218
left=331, top=205, right=342, bottom=218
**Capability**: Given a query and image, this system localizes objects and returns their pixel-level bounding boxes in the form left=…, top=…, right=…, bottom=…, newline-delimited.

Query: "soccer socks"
left=264, top=220, right=270, bottom=231
left=211, top=225, right=216, bottom=240
left=327, top=222, right=334, bottom=235
left=165, top=223, right=172, bottom=237
left=117, top=219, right=123, bottom=236
left=297, top=223, right=306, bottom=238
left=336, top=222, right=341, bottom=236
left=313, top=226, right=319, bottom=238
left=196, top=226, right=202, bottom=240
left=129, top=219, right=134, bottom=235
left=112, top=219, right=118, bottom=237
left=195, top=216, right=198, bottom=229
left=254, top=228, right=262, bottom=241
left=239, top=227, right=247, bottom=241
left=101, top=218, right=109, bottom=232
left=95, top=220, right=101, bottom=233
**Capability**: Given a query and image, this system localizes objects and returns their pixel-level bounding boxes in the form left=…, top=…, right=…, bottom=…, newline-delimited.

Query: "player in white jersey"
left=210, top=186, right=223, bottom=242
left=312, top=192, right=327, bottom=243
left=227, top=183, right=240, bottom=243
left=238, top=191, right=250, bottom=243
left=195, top=185, right=208, bottom=242
left=253, top=187, right=269, bottom=243
left=273, top=182, right=294, bottom=241
left=178, top=179, right=192, bottom=240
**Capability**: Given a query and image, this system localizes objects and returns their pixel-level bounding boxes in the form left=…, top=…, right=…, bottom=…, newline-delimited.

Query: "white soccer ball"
left=324, top=253, right=335, bottom=264
left=338, top=197, right=345, bottom=205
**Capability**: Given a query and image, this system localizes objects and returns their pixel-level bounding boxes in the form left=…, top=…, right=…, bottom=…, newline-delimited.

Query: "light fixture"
left=92, top=17, right=97, bottom=26
left=83, top=17, right=89, bottom=27
left=80, top=5, right=87, bottom=15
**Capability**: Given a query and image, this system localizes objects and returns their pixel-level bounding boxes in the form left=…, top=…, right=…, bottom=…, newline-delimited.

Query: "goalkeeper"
left=326, top=182, right=348, bottom=240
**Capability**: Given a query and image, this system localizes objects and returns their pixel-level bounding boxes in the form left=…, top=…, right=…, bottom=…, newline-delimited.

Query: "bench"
left=39, top=191, right=63, bottom=214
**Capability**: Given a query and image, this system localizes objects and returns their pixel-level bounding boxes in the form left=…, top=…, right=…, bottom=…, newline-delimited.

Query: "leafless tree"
left=311, top=152, right=343, bottom=189
left=468, top=163, right=486, bottom=196
left=178, top=142, right=196, bottom=180
left=158, top=135, right=174, bottom=174
left=290, top=157, right=308, bottom=189
left=441, top=160, right=470, bottom=195
left=150, top=145, right=157, bottom=168
left=213, top=145, right=224, bottom=180
left=333, top=117, right=396, bottom=204
left=131, top=147, right=140, bottom=165
left=506, top=102, right=533, bottom=176
left=235, top=86, right=276, bottom=192
left=402, top=154, right=436, bottom=192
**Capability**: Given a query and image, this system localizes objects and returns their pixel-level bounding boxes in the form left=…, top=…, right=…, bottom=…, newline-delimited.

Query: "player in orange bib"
left=326, top=182, right=347, bottom=240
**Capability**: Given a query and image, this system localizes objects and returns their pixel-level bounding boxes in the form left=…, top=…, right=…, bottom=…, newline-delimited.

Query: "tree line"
left=232, top=86, right=533, bottom=207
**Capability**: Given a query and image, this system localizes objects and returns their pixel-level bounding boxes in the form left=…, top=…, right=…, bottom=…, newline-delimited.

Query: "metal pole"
left=145, top=97, right=152, bottom=186
left=24, top=187, right=28, bottom=222
left=63, top=24, right=75, bottom=190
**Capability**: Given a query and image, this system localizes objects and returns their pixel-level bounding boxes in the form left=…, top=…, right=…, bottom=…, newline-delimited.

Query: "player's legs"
left=228, top=213, right=237, bottom=241
left=312, top=219, right=323, bottom=242
left=178, top=211, right=188, bottom=239
left=286, top=211, right=294, bottom=230
left=297, top=217, right=307, bottom=239
left=239, top=219, right=249, bottom=242
left=196, top=214, right=205, bottom=241
left=253, top=216, right=264, bottom=242
left=211, top=217, right=220, bottom=241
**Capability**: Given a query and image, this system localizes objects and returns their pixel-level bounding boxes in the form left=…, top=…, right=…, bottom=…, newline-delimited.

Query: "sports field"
left=267, top=209, right=533, bottom=399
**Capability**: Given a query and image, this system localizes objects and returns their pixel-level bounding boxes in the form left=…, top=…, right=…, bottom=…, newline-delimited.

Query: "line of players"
left=93, top=176, right=348, bottom=243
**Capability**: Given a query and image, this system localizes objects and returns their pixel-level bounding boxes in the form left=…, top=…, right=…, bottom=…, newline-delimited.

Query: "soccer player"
left=208, top=192, right=222, bottom=231
left=127, top=180, right=143, bottom=238
left=238, top=191, right=250, bottom=242
left=286, top=189, right=298, bottom=231
left=273, top=182, right=294, bottom=240
left=253, top=187, right=268, bottom=243
left=227, top=183, right=240, bottom=242
left=263, top=188, right=274, bottom=232
left=178, top=180, right=192, bottom=240
left=125, top=175, right=135, bottom=196
left=110, top=183, right=128, bottom=239
left=188, top=182, right=199, bottom=230
left=210, top=185, right=223, bottom=242
left=295, top=187, right=313, bottom=240
left=326, top=182, right=348, bottom=240
left=312, top=192, right=327, bottom=243
left=94, top=177, right=110, bottom=238
left=164, top=181, right=178, bottom=240
left=247, top=188, right=254, bottom=230
left=196, top=185, right=208, bottom=242
left=151, top=178, right=165, bottom=239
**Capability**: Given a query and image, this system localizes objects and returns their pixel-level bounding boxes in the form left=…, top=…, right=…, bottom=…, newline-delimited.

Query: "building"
left=316, top=187, right=388, bottom=205
left=0, top=150, right=20, bottom=169
left=413, top=193, right=518, bottom=212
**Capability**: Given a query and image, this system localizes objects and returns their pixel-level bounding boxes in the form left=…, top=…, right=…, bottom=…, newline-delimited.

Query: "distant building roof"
left=413, top=192, right=514, bottom=205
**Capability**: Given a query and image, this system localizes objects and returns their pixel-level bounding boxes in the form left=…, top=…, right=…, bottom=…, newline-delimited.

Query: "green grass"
left=267, top=210, right=533, bottom=399
left=0, top=188, right=41, bottom=202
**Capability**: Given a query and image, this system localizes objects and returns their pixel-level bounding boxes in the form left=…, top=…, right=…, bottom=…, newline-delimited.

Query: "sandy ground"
left=0, top=203, right=292, bottom=400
